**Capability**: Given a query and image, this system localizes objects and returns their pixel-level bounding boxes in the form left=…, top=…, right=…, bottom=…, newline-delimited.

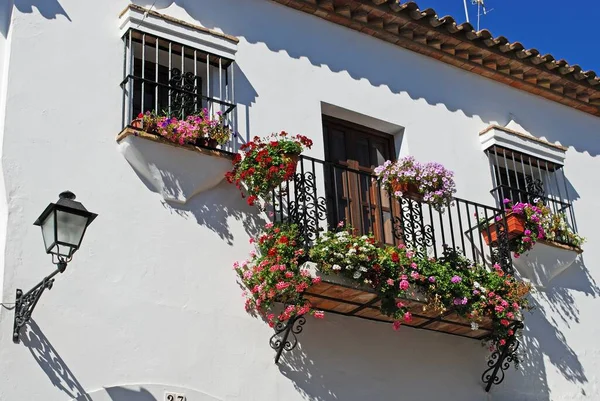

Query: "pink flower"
left=428, top=276, right=436, bottom=283
left=393, top=321, right=402, bottom=331
left=265, top=222, right=274, bottom=229
left=513, top=253, right=520, bottom=259
left=337, top=221, right=345, bottom=228
left=499, top=339, right=506, bottom=346
left=451, top=275, right=462, bottom=283
left=495, top=305, right=505, bottom=313
left=312, top=277, right=322, bottom=284
left=410, top=271, right=419, bottom=279
left=249, top=238, right=255, bottom=244
left=396, top=301, right=405, bottom=308
left=399, top=280, right=410, bottom=290
left=403, top=312, right=412, bottom=322
left=524, top=229, right=532, bottom=236
left=386, top=278, right=394, bottom=286
left=275, top=282, right=290, bottom=290
left=285, top=271, right=294, bottom=278
left=314, top=311, right=325, bottom=319
left=410, top=262, right=418, bottom=269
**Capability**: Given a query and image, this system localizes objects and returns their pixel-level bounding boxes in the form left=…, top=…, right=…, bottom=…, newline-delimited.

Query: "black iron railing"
left=271, top=156, right=514, bottom=274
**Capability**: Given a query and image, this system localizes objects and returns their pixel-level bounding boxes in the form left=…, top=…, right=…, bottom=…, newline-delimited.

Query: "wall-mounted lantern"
left=13, top=191, right=97, bottom=342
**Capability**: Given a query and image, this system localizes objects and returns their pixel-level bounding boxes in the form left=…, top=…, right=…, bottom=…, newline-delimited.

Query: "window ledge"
left=479, top=124, right=566, bottom=165
left=512, top=240, right=582, bottom=288
left=116, top=127, right=233, bottom=204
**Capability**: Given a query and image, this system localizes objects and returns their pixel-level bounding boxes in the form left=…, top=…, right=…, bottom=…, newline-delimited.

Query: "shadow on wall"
left=14, top=0, right=70, bottom=21
left=21, top=320, right=91, bottom=400
left=159, top=179, right=265, bottom=246
left=132, top=0, right=600, bottom=157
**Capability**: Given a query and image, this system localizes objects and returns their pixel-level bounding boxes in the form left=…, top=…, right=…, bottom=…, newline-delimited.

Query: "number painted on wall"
left=165, top=392, right=186, bottom=401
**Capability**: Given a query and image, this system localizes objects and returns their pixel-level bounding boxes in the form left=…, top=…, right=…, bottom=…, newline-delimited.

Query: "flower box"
left=116, top=127, right=233, bottom=204
left=512, top=239, right=583, bottom=288
left=480, top=213, right=526, bottom=246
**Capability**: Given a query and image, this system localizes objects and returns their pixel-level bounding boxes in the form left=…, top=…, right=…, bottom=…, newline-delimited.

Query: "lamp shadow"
left=20, top=319, right=90, bottom=400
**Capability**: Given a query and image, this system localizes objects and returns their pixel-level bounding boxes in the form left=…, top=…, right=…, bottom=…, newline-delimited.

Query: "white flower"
left=332, top=264, right=342, bottom=271
left=334, top=252, right=343, bottom=258
left=471, top=322, right=479, bottom=331
left=480, top=287, right=487, bottom=293
left=346, top=265, right=353, bottom=271
left=335, top=231, right=348, bottom=237
left=353, top=243, right=358, bottom=247
left=473, top=281, right=480, bottom=289
left=359, top=266, right=368, bottom=272
left=347, top=249, right=356, bottom=255
left=360, top=235, right=369, bottom=240
left=359, top=247, right=367, bottom=252
left=353, top=271, right=362, bottom=279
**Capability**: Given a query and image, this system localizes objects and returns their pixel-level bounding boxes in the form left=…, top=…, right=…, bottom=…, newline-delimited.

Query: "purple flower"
left=428, top=276, right=436, bottom=283
left=503, top=198, right=511, bottom=204
left=524, top=229, right=532, bottom=236
left=451, top=275, right=462, bottom=283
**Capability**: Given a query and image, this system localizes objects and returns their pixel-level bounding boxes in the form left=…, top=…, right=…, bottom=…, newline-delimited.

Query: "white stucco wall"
left=0, top=1, right=599, bottom=400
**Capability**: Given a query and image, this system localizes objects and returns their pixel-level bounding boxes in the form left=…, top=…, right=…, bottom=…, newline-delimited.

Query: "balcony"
left=263, top=155, right=525, bottom=392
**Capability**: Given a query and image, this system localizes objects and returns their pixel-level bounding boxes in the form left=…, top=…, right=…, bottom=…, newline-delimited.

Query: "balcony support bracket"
left=482, top=321, right=525, bottom=392
left=269, top=314, right=306, bottom=364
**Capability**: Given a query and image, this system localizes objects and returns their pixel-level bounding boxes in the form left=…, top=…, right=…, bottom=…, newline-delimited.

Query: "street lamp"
left=13, top=191, right=97, bottom=342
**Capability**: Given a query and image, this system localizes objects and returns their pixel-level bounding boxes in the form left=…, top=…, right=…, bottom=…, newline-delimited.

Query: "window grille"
left=120, top=29, right=236, bottom=148
left=485, top=145, right=578, bottom=244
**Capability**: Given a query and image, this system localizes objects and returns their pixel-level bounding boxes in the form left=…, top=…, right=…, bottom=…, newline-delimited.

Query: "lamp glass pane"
left=40, top=212, right=56, bottom=252
left=56, top=210, right=88, bottom=249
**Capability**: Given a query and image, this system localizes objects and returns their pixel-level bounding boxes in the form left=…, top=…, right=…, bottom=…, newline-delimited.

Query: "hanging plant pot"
left=512, top=240, right=582, bottom=287
left=208, top=138, right=219, bottom=148
left=390, top=180, right=423, bottom=202
left=481, top=213, right=526, bottom=246
left=283, top=153, right=300, bottom=169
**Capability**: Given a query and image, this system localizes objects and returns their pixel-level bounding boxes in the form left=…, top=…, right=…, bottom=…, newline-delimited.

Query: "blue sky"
left=413, top=0, right=600, bottom=72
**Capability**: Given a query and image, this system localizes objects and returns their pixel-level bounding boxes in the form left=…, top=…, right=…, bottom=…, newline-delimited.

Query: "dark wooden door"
left=323, top=116, right=399, bottom=244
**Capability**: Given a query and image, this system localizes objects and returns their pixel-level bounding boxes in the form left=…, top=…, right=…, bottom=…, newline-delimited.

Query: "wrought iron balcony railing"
left=270, top=155, right=514, bottom=274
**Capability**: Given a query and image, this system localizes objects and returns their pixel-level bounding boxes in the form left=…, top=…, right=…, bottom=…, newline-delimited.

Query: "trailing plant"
left=225, top=132, right=313, bottom=206
left=374, top=156, right=456, bottom=211
left=542, top=212, right=585, bottom=248
left=236, top=223, right=531, bottom=366
left=234, top=223, right=324, bottom=327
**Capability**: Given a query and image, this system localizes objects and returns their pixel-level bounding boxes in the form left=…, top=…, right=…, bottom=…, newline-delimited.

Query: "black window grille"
left=486, top=145, right=579, bottom=245
left=120, top=30, right=236, bottom=145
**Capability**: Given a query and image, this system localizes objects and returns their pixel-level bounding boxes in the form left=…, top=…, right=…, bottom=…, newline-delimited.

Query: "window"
left=121, top=30, right=235, bottom=127
left=322, top=116, right=398, bottom=244
left=485, top=145, right=578, bottom=245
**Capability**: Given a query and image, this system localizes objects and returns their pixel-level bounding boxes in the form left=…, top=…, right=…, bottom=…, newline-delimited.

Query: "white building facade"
left=1, top=1, right=599, bottom=400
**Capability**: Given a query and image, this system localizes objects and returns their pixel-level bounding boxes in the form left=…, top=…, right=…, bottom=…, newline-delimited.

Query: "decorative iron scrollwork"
left=269, top=314, right=306, bottom=364
left=13, top=277, right=55, bottom=342
left=288, top=171, right=327, bottom=248
left=525, top=176, right=545, bottom=204
left=395, top=197, right=434, bottom=256
left=481, top=321, right=524, bottom=392
left=169, top=68, right=199, bottom=118
left=493, top=214, right=515, bottom=275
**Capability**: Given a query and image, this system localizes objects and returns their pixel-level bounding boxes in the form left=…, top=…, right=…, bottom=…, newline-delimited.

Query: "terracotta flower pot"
left=131, top=118, right=143, bottom=129
left=481, top=213, right=526, bottom=246
left=282, top=153, right=300, bottom=169
left=390, top=180, right=422, bottom=202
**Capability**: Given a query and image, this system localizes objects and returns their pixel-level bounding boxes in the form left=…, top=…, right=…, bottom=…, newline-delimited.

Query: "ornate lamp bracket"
left=269, top=314, right=306, bottom=364
left=13, top=262, right=66, bottom=343
left=482, top=321, right=525, bottom=392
